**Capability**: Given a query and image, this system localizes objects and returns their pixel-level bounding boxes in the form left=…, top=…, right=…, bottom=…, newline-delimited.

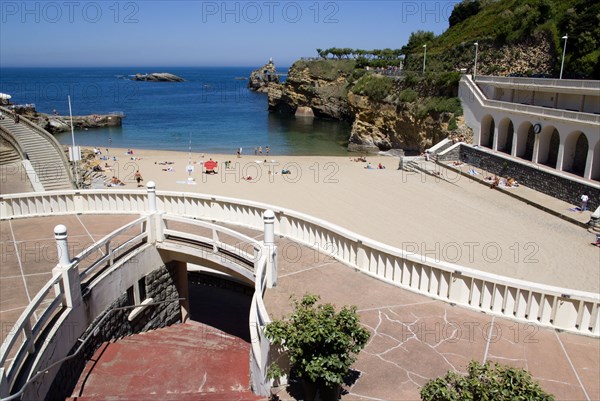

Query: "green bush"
left=351, top=75, right=394, bottom=102
left=417, top=97, right=463, bottom=119
left=420, top=360, right=554, bottom=401
left=265, top=294, right=371, bottom=387
left=399, top=89, right=418, bottom=103
left=448, top=117, right=458, bottom=131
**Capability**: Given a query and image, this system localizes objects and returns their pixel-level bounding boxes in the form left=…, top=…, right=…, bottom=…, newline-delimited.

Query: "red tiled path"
left=69, top=321, right=262, bottom=401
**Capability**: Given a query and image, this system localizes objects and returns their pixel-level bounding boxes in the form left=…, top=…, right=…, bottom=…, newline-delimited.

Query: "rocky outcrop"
left=16, top=108, right=124, bottom=134
left=268, top=62, right=353, bottom=120
left=131, top=73, right=185, bottom=82
left=347, top=92, right=452, bottom=153
left=248, top=60, right=280, bottom=93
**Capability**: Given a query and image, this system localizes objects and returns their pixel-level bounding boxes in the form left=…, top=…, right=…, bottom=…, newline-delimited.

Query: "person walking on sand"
left=134, top=170, right=143, bottom=187
left=265, top=146, right=269, bottom=156
left=580, top=193, right=589, bottom=212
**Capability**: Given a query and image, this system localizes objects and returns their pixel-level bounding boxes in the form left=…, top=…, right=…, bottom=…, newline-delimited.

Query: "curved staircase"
left=0, top=110, right=73, bottom=191
left=67, top=321, right=264, bottom=401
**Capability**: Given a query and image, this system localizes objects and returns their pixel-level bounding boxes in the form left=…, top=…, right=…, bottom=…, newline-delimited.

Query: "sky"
left=0, top=0, right=460, bottom=67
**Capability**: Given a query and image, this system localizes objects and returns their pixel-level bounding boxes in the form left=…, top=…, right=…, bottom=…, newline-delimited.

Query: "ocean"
left=0, top=67, right=352, bottom=155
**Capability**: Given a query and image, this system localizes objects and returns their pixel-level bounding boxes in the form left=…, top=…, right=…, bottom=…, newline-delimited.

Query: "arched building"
left=461, top=76, right=600, bottom=181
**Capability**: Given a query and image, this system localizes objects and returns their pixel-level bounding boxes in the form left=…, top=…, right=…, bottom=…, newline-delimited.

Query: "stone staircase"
left=0, top=113, right=73, bottom=191
left=68, top=321, right=264, bottom=401
left=0, top=138, right=21, bottom=165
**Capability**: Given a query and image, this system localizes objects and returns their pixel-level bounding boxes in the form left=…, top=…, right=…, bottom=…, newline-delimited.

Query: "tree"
left=265, top=294, right=371, bottom=390
left=420, top=360, right=555, bottom=401
left=449, top=0, right=481, bottom=27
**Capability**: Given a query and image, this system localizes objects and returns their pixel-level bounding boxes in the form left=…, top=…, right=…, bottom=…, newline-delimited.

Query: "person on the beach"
left=580, top=193, right=589, bottom=212
left=258, top=146, right=262, bottom=155
left=134, top=170, right=143, bottom=187
left=265, top=146, right=269, bottom=156
left=236, top=149, right=241, bottom=158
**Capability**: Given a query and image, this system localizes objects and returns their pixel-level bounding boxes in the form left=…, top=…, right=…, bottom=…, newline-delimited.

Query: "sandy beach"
left=91, top=147, right=599, bottom=293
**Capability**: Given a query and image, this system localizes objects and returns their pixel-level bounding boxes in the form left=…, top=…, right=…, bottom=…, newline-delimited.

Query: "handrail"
left=0, top=106, right=75, bottom=187
left=1, top=298, right=185, bottom=401
left=0, top=216, right=149, bottom=396
left=475, top=75, right=600, bottom=91
left=460, top=75, right=600, bottom=125
left=78, top=216, right=149, bottom=282
left=0, top=276, right=62, bottom=371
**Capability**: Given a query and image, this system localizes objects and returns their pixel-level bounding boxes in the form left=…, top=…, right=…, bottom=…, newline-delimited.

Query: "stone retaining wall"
left=437, top=144, right=599, bottom=210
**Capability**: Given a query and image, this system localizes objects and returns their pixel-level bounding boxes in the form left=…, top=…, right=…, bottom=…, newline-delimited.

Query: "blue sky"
left=1, top=1, right=460, bottom=67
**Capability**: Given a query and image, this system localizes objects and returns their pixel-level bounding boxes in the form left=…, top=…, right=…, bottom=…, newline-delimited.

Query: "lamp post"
left=473, top=42, right=479, bottom=79
left=422, top=44, right=427, bottom=75
left=559, top=34, right=568, bottom=79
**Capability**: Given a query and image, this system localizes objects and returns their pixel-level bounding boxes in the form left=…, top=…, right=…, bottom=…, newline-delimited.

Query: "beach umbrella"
left=204, top=160, right=217, bottom=173
left=0, top=93, right=12, bottom=100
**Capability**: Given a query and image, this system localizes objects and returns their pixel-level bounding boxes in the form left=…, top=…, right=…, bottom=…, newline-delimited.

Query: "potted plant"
left=265, top=294, right=371, bottom=401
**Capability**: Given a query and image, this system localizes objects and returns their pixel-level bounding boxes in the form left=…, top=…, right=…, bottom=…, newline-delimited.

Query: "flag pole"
left=68, top=95, right=79, bottom=187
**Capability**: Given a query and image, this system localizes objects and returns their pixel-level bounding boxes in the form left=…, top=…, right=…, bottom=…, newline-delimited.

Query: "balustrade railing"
left=460, top=75, right=600, bottom=125
left=1, top=188, right=598, bottom=337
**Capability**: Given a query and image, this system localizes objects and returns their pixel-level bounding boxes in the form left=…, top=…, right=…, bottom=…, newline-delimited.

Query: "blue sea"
left=0, top=67, right=351, bottom=155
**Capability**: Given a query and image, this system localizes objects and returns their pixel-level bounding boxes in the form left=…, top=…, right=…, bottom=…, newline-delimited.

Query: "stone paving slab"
left=265, top=238, right=600, bottom=401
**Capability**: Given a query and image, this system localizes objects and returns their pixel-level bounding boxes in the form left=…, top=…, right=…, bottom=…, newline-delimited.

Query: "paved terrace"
left=1, top=215, right=598, bottom=400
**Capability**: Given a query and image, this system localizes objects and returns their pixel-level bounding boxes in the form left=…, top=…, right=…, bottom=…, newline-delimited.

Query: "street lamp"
left=473, top=42, right=479, bottom=79
left=559, top=34, right=568, bottom=79
left=422, top=44, right=427, bottom=75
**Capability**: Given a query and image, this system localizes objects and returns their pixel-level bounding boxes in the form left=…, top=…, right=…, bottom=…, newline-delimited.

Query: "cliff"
left=347, top=92, right=454, bottom=153
left=268, top=59, right=354, bottom=120
left=268, top=60, right=467, bottom=153
left=248, top=60, right=280, bottom=93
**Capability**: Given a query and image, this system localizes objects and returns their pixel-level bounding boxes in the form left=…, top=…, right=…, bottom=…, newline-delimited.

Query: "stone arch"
left=538, top=126, right=560, bottom=168
left=480, top=115, right=495, bottom=148
left=497, top=118, right=514, bottom=154
left=562, top=131, right=588, bottom=176
left=516, top=121, right=535, bottom=161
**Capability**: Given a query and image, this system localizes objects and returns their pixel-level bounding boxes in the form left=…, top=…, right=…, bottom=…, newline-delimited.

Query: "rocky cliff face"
left=268, top=63, right=353, bottom=120
left=347, top=92, right=459, bottom=153
left=268, top=62, right=465, bottom=152
left=248, top=60, right=280, bottom=93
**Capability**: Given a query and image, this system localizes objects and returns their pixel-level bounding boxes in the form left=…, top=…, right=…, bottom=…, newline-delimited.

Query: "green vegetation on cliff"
left=403, top=0, right=599, bottom=78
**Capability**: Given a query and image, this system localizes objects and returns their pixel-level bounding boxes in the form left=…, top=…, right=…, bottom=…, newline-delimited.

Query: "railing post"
left=263, top=210, right=277, bottom=288
left=54, top=224, right=71, bottom=268
left=52, top=225, right=82, bottom=308
left=145, top=181, right=164, bottom=243
left=147, top=181, right=157, bottom=212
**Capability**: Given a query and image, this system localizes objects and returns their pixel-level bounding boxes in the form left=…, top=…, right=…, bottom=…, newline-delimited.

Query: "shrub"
left=351, top=75, right=394, bottom=102
left=265, top=294, right=371, bottom=388
left=420, top=360, right=554, bottom=401
left=448, top=117, right=458, bottom=131
left=399, top=89, right=418, bottom=103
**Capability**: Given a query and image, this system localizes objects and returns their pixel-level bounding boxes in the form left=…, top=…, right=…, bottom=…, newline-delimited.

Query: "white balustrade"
left=1, top=187, right=599, bottom=399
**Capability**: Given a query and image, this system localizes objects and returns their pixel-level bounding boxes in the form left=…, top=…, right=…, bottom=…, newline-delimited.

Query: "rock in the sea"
left=295, top=106, right=314, bottom=117
left=131, top=73, right=185, bottom=82
left=248, top=59, right=279, bottom=93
